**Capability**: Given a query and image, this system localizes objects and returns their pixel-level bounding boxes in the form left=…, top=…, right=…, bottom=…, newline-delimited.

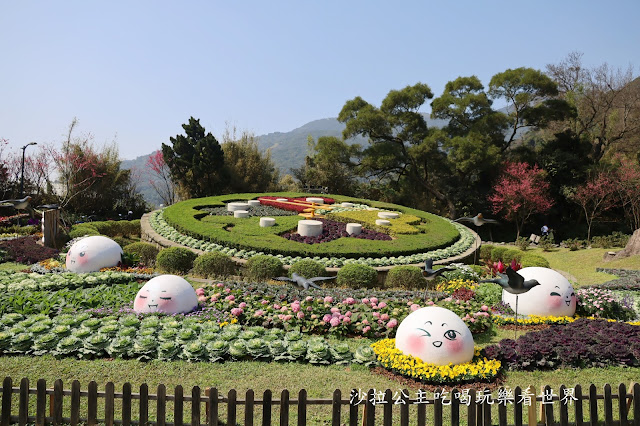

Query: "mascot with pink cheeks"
left=395, top=306, right=475, bottom=366
left=502, top=267, right=576, bottom=317
left=134, top=275, right=198, bottom=314
left=66, top=236, right=123, bottom=273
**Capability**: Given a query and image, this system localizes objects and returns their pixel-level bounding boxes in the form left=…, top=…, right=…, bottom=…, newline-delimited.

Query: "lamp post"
left=20, top=142, right=37, bottom=198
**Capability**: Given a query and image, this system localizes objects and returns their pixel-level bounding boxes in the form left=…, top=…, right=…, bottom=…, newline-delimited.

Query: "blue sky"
left=1, top=1, right=639, bottom=160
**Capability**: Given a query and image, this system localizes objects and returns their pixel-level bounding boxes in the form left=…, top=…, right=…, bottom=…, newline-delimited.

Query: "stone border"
left=140, top=211, right=480, bottom=273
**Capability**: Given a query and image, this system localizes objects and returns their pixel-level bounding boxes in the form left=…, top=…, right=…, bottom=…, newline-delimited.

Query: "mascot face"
left=134, top=275, right=198, bottom=314
left=65, top=236, right=123, bottom=273
left=395, top=306, right=475, bottom=366
left=502, top=267, right=576, bottom=317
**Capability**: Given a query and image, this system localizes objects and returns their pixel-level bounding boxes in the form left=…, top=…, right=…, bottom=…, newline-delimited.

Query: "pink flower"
left=239, top=302, right=247, bottom=309
left=363, top=326, right=371, bottom=333
left=306, top=306, right=313, bottom=312
left=470, top=318, right=476, bottom=322
left=481, top=305, right=489, bottom=311
left=225, top=295, right=235, bottom=301
left=370, top=297, right=378, bottom=304
left=273, top=304, right=281, bottom=310
left=261, top=299, right=269, bottom=305
left=342, top=316, right=351, bottom=324
left=380, top=313, right=390, bottom=321
left=311, top=314, right=317, bottom=320
left=426, top=300, right=435, bottom=306
left=344, top=297, right=356, bottom=305
left=231, top=307, right=243, bottom=316
left=372, top=312, right=380, bottom=318
left=195, top=288, right=205, bottom=296
left=362, top=319, right=369, bottom=325
left=324, top=296, right=334, bottom=303
left=280, top=306, right=288, bottom=312
left=284, top=314, right=293, bottom=321
left=330, top=317, right=340, bottom=327
left=323, top=314, right=332, bottom=322
left=297, top=312, right=305, bottom=319
left=410, top=304, right=420, bottom=311
left=305, top=296, right=314, bottom=302
left=198, top=295, right=207, bottom=302
left=378, top=302, right=387, bottom=309
left=291, top=303, right=301, bottom=313
left=386, top=319, right=398, bottom=328
left=345, top=311, right=352, bottom=317
left=224, top=288, right=231, bottom=293
left=216, top=283, right=224, bottom=288
left=362, top=298, right=370, bottom=304
left=330, top=307, right=340, bottom=313
left=254, top=309, right=265, bottom=317
left=210, top=295, right=218, bottom=302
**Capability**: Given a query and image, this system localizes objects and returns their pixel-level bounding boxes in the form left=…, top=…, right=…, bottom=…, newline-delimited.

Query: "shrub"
left=244, top=255, right=284, bottom=281
left=490, top=246, right=509, bottom=262
left=288, top=259, right=327, bottom=279
left=155, top=247, right=197, bottom=274
left=0, top=236, right=60, bottom=265
left=538, top=236, right=553, bottom=251
left=479, top=244, right=494, bottom=261
left=68, top=224, right=100, bottom=239
left=521, top=253, right=550, bottom=268
left=336, top=263, right=378, bottom=289
left=562, top=238, right=584, bottom=251
left=576, top=287, right=636, bottom=321
left=514, top=237, right=530, bottom=251
left=385, top=265, right=425, bottom=290
left=193, top=252, right=236, bottom=278
left=123, top=242, right=160, bottom=267
left=474, top=283, right=503, bottom=307
left=92, top=221, right=118, bottom=236
left=439, top=263, right=481, bottom=282
left=591, top=232, right=630, bottom=249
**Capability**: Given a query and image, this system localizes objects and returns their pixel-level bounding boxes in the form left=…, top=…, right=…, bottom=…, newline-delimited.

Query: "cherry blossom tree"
left=569, top=171, right=617, bottom=243
left=146, top=150, right=177, bottom=206
left=613, top=156, right=640, bottom=231
left=489, top=161, right=554, bottom=239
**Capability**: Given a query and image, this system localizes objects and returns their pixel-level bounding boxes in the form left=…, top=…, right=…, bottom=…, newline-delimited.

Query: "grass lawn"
left=0, top=262, right=27, bottom=273
left=507, top=246, right=640, bottom=286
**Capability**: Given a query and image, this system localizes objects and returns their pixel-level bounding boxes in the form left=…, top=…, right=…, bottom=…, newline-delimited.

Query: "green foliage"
left=327, top=210, right=422, bottom=236
left=288, top=259, right=327, bottom=279
left=515, top=237, right=530, bottom=251
left=123, top=242, right=159, bottom=267
left=336, top=263, right=378, bottom=289
left=221, top=129, right=279, bottom=193
left=562, top=238, right=585, bottom=251
left=479, top=244, right=494, bottom=261
left=155, top=247, right=197, bottom=274
left=590, top=232, right=630, bottom=249
left=384, top=265, right=425, bottom=290
left=162, top=117, right=225, bottom=198
left=244, top=255, right=284, bottom=281
left=521, top=253, right=550, bottom=268
left=68, top=224, right=100, bottom=239
left=538, top=236, right=554, bottom=251
left=192, top=252, right=236, bottom=279
left=490, top=246, right=509, bottom=262
left=474, top=283, right=503, bottom=307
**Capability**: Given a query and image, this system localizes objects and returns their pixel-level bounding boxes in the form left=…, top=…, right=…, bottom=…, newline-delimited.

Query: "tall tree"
left=567, top=171, right=617, bottom=243
left=546, top=52, right=640, bottom=161
left=146, top=150, right=178, bottom=206
left=162, top=117, right=225, bottom=198
left=489, top=162, right=554, bottom=239
left=221, top=127, right=279, bottom=193
left=612, top=155, right=640, bottom=231
left=297, top=136, right=357, bottom=195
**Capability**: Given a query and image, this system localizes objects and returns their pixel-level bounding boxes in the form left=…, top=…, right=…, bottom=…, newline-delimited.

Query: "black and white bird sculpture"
left=454, top=213, right=499, bottom=227
left=423, top=258, right=455, bottom=279
left=0, top=196, right=32, bottom=211
left=273, top=273, right=335, bottom=290
left=480, top=266, right=540, bottom=338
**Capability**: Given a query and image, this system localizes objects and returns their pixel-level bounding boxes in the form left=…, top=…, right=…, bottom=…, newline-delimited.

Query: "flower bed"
left=203, top=205, right=298, bottom=217
left=152, top=192, right=475, bottom=267
left=576, top=287, right=636, bottom=321
left=281, top=218, right=391, bottom=244
left=484, top=318, right=640, bottom=370
left=0, top=270, right=155, bottom=292
left=371, top=338, right=501, bottom=384
left=0, top=313, right=376, bottom=365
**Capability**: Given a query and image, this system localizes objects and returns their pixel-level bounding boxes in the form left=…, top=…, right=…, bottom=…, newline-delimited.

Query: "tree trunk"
left=613, top=228, right=640, bottom=259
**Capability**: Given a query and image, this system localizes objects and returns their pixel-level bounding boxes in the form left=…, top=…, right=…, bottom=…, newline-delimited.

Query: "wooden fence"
left=1, top=377, right=639, bottom=425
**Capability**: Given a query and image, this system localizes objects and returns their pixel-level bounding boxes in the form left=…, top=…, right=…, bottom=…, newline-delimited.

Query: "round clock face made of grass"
left=502, top=267, right=576, bottom=317
left=395, top=306, right=475, bottom=366
left=66, top=235, right=123, bottom=273
left=134, top=275, right=198, bottom=314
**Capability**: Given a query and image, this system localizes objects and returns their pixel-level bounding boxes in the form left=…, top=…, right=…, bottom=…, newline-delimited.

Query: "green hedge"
left=123, top=242, right=160, bottom=267
left=336, top=264, right=378, bottom=289
left=156, top=247, right=197, bottom=274
left=161, top=193, right=460, bottom=259
left=244, top=255, right=284, bottom=281
left=192, top=252, right=236, bottom=278
left=288, top=259, right=327, bottom=278
left=384, top=265, right=425, bottom=290
left=69, top=220, right=141, bottom=239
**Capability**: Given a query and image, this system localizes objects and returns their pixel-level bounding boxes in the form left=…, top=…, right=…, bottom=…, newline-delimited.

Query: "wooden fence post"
left=383, top=389, right=393, bottom=426
left=574, top=384, right=584, bottom=426
left=450, top=388, right=460, bottom=426
left=87, top=381, right=98, bottom=426
left=207, top=387, right=218, bottom=426
left=604, top=384, right=614, bottom=425
left=18, top=377, right=29, bottom=426
left=1, top=377, right=11, bottom=426
left=433, top=388, right=443, bottom=426
left=139, top=383, right=149, bottom=426
left=35, top=379, right=46, bottom=426
left=543, top=385, right=554, bottom=425
left=122, top=382, right=132, bottom=426
left=262, top=390, right=272, bottom=426
left=589, top=384, right=598, bottom=425
left=331, top=389, right=341, bottom=426
left=105, top=382, right=115, bottom=426
left=53, top=379, right=64, bottom=425
left=157, top=384, right=167, bottom=426
left=245, top=389, right=255, bottom=426
left=498, top=387, right=507, bottom=426
left=297, top=389, right=306, bottom=426
left=632, top=382, right=640, bottom=426
left=513, top=386, right=522, bottom=426
left=558, top=384, right=569, bottom=426
left=365, top=389, right=375, bottom=426
left=174, top=385, right=184, bottom=426
left=467, top=389, right=476, bottom=426
left=527, top=385, right=537, bottom=426
left=348, top=389, right=358, bottom=426
left=279, top=389, right=289, bottom=426
left=538, top=385, right=546, bottom=424
left=70, top=380, right=80, bottom=426
left=618, top=383, right=628, bottom=426
left=191, top=386, right=201, bottom=426
left=227, top=389, right=237, bottom=426
left=483, top=388, right=492, bottom=426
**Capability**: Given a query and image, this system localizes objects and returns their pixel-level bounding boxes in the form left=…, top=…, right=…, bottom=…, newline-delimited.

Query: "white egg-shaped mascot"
left=502, top=267, right=576, bottom=317
left=395, top=306, right=475, bottom=366
left=134, top=275, right=198, bottom=314
left=65, top=235, right=123, bottom=273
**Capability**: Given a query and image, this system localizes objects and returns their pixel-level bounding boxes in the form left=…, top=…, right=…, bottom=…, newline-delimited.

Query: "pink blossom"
left=481, top=305, right=489, bottom=311
left=261, top=299, right=269, bottom=305
left=198, top=295, right=207, bottom=302
left=410, top=304, right=420, bottom=311
left=386, top=319, right=398, bottom=328
left=239, top=302, right=247, bottom=309
left=426, top=300, right=435, bottom=306
left=311, top=314, right=317, bottom=320
left=323, top=314, right=332, bottom=322
left=273, top=303, right=281, bottom=310
left=380, top=313, right=390, bottom=321
left=284, top=315, right=293, bottom=321
left=330, top=307, right=340, bottom=313
left=306, top=306, right=313, bottom=312
left=224, top=288, right=231, bottom=293
left=342, top=316, right=351, bottom=324
left=291, top=303, right=301, bottom=313
left=344, top=297, right=356, bottom=305
left=362, top=298, right=370, bottom=304
left=329, top=317, right=341, bottom=327
left=210, top=295, right=218, bottom=302
left=378, top=302, right=387, bottom=309
left=372, top=312, right=380, bottom=318
left=280, top=306, right=288, bottom=312
left=370, top=297, right=378, bottom=304
left=216, top=283, right=224, bottom=288
left=230, top=307, right=243, bottom=316
left=362, top=319, right=369, bottom=325
left=297, top=312, right=305, bottom=319
left=470, top=318, right=476, bottom=323
left=362, top=326, right=371, bottom=333
left=345, top=311, right=352, bottom=317
left=254, top=310, right=265, bottom=317
left=195, top=288, right=205, bottom=296
left=324, top=296, right=334, bottom=303
left=225, top=295, right=235, bottom=302
left=305, top=296, right=314, bottom=302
